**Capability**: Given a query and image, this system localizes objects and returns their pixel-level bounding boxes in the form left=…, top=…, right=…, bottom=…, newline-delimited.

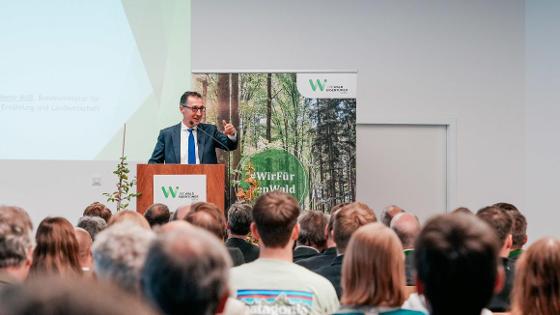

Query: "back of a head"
left=333, top=202, right=377, bottom=253
left=252, top=191, right=300, bottom=248
left=0, top=275, right=157, bottom=315
left=390, top=212, right=421, bottom=249
left=297, top=210, right=328, bottom=250
left=108, top=210, right=151, bottom=230
left=0, top=206, right=33, bottom=272
left=476, top=206, right=513, bottom=249
left=141, top=223, right=231, bottom=315
left=415, top=213, right=500, bottom=315
left=227, top=202, right=253, bottom=236
left=92, top=221, right=155, bottom=294
left=144, top=203, right=171, bottom=228
left=380, top=205, right=404, bottom=226
left=509, top=211, right=527, bottom=250
left=185, top=202, right=226, bottom=240
left=342, top=223, right=405, bottom=307
left=31, top=217, right=81, bottom=276
left=83, top=202, right=112, bottom=223
left=512, top=237, right=560, bottom=315
left=452, top=207, right=473, bottom=215
left=77, top=216, right=107, bottom=241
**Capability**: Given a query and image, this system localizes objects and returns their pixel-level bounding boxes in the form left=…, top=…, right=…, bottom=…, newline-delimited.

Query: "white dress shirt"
left=180, top=122, right=200, bottom=164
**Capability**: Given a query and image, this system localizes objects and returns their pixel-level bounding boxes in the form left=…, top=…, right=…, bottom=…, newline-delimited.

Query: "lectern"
left=136, top=164, right=225, bottom=214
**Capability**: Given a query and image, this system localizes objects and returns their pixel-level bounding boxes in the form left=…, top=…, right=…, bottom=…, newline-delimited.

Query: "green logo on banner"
left=238, top=149, right=308, bottom=203
left=161, top=186, right=179, bottom=198
left=309, top=79, right=327, bottom=92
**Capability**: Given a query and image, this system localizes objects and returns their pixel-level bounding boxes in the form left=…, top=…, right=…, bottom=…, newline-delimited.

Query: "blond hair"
left=512, top=237, right=560, bottom=315
left=341, top=223, right=405, bottom=307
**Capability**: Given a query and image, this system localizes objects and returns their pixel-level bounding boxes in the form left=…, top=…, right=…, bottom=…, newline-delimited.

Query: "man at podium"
left=148, top=91, right=238, bottom=164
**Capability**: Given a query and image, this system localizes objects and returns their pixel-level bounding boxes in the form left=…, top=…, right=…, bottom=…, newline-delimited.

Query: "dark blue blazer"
left=148, top=123, right=238, bottom=164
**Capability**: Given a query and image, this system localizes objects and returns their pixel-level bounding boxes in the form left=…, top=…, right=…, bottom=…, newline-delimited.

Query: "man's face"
left=180, top=96, right=205, bottom=127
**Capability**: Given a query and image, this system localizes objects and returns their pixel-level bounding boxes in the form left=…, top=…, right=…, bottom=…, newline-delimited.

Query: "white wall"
left=1, top=0, right=557, bottom=242
left=192, top=0, right=530, bottom=229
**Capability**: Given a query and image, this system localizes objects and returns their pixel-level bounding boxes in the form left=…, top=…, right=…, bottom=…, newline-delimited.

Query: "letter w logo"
left=161, top=186, right=179, bottom=198
left=309, top=79, right=327, bottom=92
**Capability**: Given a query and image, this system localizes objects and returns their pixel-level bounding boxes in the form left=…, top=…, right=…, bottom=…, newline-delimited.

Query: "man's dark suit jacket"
left=293, top=246, right=320, bottom=262
left=296, top=247, right=337, bottom=271
left=488, top=257, right=514, bottom=312
left=228, top=247, right=245, bottom=267
left=148, top=123, right=238, bottom=164
left=404, top=250, right=416, bottom=285
left=315, top=254, right=344, bottom=298
left=226, top=237, right=260, bottom=263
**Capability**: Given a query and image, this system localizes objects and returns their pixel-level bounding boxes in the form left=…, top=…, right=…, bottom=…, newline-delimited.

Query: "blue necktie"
left=187, top=128, right=196, bottom=164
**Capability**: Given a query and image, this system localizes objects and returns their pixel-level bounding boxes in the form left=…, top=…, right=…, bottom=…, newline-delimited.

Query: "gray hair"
left=92, top=221, right=155, bottom=294
left=141, top=223, right=231, bottom=315
left=390, top=212, right=421, bottom=249
left=0, top=206, right=34, bottom=268
left=77, top=216, right=107, bottom=241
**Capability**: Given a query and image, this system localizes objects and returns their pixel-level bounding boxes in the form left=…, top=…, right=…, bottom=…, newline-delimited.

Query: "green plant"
left=103, top=156, right=140, bottom=211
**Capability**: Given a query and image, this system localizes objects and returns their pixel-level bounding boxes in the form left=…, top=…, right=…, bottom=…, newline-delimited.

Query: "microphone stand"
left=194, top=122, right=234, bottom=209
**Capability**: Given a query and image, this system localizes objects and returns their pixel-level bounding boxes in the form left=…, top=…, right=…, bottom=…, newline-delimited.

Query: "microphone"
left=189, top=121, right=235, bottom=152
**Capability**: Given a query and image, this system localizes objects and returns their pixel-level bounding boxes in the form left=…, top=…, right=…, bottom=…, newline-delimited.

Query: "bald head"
left=381, top=205, right=405, bottom=226
left=390, top=213, right=421, bottom=249
left=172, top=205, right=191, bottom=221
left=74, top=227, right=93, bottom=269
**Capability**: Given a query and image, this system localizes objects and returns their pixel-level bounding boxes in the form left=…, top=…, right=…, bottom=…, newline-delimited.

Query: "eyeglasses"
left=182, top=105, right=206, bottom=113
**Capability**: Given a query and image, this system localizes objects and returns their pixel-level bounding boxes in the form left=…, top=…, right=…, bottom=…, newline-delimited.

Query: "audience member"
left=30, top=217, right=81, bottom=277
left=92, top=221, right=155, bottom=294
left=230, top=191, right=339, bottom=314
left=293, top=210, right=328, bottom=262
left=108, top=210, right=151, bottom=229
left=141, top=221, right=231, bottom=315
left=226, top=202, right=259, bottom=263
left=452, top=207, right=473, bottom=215
left=413, top=213, right=502, bottom=315
left=172, top=204, right=191, bottom=221
left=83, top=201, right=112, bottom=223
left=335, top=223, right=423, bottom=315
left=492, top=203, right=527, bottom=266
left=477, top=206, right=514, bottom=312
left=74, top=227, right=93, bottom=273
left=315, top=202, right=377, bottom=298
left=511, top=237, right=560, bottom=315
left=185, top=202, right=245, bottom=266
left=144, top=203, right=171, bottom=227
left=0, top=275, right=158, bottom=315
left=390, top=212, right=421, bottom=285
left=380, top=205, right=404, bottom=226
left=77, top=215, right=107, bottom=241
left=0, top=206, right=34, bottom=287
left=297, top=204, right=345, bottom=271
left=507, top=211, right=527, bottom=265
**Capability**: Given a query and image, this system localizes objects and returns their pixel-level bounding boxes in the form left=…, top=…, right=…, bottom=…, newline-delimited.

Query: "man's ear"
left=505, top=234, right=513, bottom=251
left=250, top=223, right=260, bottom=241
left=494, top=263, right=505, bottom=294
left=523, top=234, right=528, bottom=246
left=291, top=223, right=300, bottom=241
left=215, top=291, right=229, bottom=314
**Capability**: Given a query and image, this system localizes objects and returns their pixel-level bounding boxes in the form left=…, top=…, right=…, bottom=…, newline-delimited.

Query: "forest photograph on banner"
left=192, top=72, right=356, bottom=212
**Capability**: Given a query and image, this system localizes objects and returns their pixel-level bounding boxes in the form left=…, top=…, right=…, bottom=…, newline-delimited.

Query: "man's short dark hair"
left=185, top=202, right=226, bottom=240
left=297, top=211, right=328, bottom=249
left=141, top=224, right=230, bottom=315
left=510, top=211, right=527, bottom=248
left=493, top=202, right=519, bottom=212
left=77, top=216, right=107, bottom=241
left=252, top=191, right=300, bottom=248
left=144, top=203, right=171, bottom=227
left=0, top=275, right=157, bottom=315
left=0, top=206, right=33, bottom=268
left=476, top=206, right=513, bottom=248
left=333, top=202, right=377, bottom=253
left=415, top=214, right=500, bottom=315
left=180, top=91, right=203, bottom=105
left=227, top=202, right=253, bottom=236
left=83, top=202, right=112, bottom=223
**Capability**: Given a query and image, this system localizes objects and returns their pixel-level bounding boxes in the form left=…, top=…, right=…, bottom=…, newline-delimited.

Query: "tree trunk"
left=266, top=73, right=272, bottom=142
